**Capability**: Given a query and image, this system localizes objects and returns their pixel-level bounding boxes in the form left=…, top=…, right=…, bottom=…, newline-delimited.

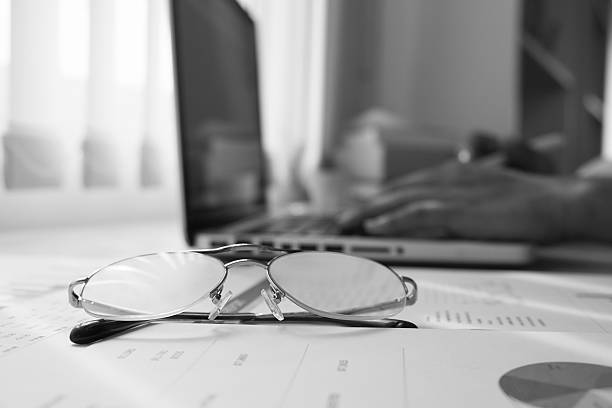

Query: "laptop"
left=169, top=0, right=533, bottom=266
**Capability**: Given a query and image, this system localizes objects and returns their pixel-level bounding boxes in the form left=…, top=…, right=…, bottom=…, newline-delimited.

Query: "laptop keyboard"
left=256, top=215, right=339, bottom=235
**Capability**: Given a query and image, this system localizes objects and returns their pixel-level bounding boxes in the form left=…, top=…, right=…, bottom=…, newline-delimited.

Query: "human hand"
left=338, top=162, right=590, bottom=243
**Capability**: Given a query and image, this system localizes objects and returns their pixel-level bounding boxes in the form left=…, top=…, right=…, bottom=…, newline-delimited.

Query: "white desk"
left=1, top=221, right=611, bottom=407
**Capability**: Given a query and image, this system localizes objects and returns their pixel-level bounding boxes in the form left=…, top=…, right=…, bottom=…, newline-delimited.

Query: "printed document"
left=0, top=323, right=611, bottom=407
left=1, top=255, right=612, bottom=407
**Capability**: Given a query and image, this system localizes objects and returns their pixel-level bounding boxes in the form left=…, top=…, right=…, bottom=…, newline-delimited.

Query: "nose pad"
left=208, top=290, right=233, bottom=320
left=260, top=288, right=284, bottom=321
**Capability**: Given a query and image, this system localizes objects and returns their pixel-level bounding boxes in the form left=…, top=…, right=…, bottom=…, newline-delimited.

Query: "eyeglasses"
left=68, top=244, right=417, bottom=343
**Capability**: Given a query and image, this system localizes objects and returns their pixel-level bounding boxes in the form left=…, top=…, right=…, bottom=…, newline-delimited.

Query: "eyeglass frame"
left=68, top=243, right=418, bottom=323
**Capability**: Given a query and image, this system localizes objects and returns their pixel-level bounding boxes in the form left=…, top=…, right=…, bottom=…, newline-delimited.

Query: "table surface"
left=1, top=220, right=611, bottom=407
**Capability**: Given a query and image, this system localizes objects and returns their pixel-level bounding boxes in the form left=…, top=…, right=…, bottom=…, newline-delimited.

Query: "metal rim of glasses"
left=262, top=251, right=415, bottom=321
left=69, top=252, right=230, bottom=321
left=68, top=243, right=417, bottom=322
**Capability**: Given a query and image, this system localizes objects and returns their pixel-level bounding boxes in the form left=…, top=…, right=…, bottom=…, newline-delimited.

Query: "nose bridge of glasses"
left=207, top=258, right=273, bottom=303
left=197, top=243, right=288, bottom=257
left=224, top=258, right=270, bottom=270
left=207, top=258, right=271, bottom=304
left=206, top=257, right=276, bottom=320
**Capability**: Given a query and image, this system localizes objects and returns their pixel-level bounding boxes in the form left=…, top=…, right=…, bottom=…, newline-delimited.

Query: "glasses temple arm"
left=69, top=273, right=418, bottom=338
left=333, top=276, right=418, bottom=315
left=70, top=314, right=260, bottom=345
left=69, top=312, right=417, bottom=345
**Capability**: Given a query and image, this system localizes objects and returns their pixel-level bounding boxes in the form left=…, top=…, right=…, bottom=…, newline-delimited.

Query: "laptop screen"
left=171, top=0, right=266, bottom=244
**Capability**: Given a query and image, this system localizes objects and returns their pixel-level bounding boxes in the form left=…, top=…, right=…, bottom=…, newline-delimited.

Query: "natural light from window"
left=58, top=0, right=89, bottom=80
left=0, top=0, right=9, bottom=66
left=115, top=0, right=147, bottom=88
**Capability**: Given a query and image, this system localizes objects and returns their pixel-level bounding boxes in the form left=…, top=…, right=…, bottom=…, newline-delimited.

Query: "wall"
left=377, top=0, right=423, bottom=121
left=377, top=0, right=521, bottom=138
left=323, top=0, right=384, bottom=153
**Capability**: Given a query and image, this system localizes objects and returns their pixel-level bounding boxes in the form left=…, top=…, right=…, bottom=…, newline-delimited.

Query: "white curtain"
left=238, top=0, right=329, bottom=206
left=0, top=0, right=329, bottom=228
left=0, top=0, right=179, bottom=228
left=0, top=1, right=8, bottom=155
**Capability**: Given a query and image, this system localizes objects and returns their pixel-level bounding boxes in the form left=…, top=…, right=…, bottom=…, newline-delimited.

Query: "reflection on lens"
left=268, top=252, right=406, bottom=319
left=81, top=252, right=226, bottom=320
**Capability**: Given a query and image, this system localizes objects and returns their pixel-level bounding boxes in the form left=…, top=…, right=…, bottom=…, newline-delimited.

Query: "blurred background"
left=0, top=0, right=610, bottom=229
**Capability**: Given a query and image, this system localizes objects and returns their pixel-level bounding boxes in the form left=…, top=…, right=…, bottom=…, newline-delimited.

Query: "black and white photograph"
left=0, top=0, right=612, bottom=406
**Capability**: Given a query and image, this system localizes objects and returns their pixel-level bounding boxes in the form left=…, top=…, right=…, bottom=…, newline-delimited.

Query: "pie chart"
left=499, top=362, right=612, bottom=408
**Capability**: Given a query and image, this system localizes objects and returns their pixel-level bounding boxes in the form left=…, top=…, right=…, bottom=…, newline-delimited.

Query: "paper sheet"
left=0, top=256, right=102, bottom=356
left=1, top=324, right=611, bottom=407
left=0, top=260, right=267, bottom=358
left=241, top=267, right=612, bottom=333
left=0, top=255, right=103, bottom=306
left=3, top=261, right=612, bottom=361
left=395, top=268, right=612, bottom=333
left=2, top=253, right=612, bottom=407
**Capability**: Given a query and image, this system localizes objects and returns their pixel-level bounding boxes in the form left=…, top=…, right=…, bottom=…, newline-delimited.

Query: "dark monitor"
left=170, top=0, right=267, bottom=244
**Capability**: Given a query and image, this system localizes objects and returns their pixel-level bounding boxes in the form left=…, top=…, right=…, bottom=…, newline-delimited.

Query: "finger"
left=338, top=188, right=427, bottom=231
left=337, top=188, right=459, bottom=233
left=392, top=226, right=450, bottom=239
left=448, top=204, right=562, bottom=243
left=383, top=162, right=462, bottom=191
left=384, top=162, right=515, bottom=192
left=363, top=200, right=457, bottom=237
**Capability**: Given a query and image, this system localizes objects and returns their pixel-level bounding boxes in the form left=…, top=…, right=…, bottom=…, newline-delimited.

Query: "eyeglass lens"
left=268, top=252, right=406, bottom=319
left=79, top=250, right=407, bottom=321
left=80, top=252, right=226, bottom=320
